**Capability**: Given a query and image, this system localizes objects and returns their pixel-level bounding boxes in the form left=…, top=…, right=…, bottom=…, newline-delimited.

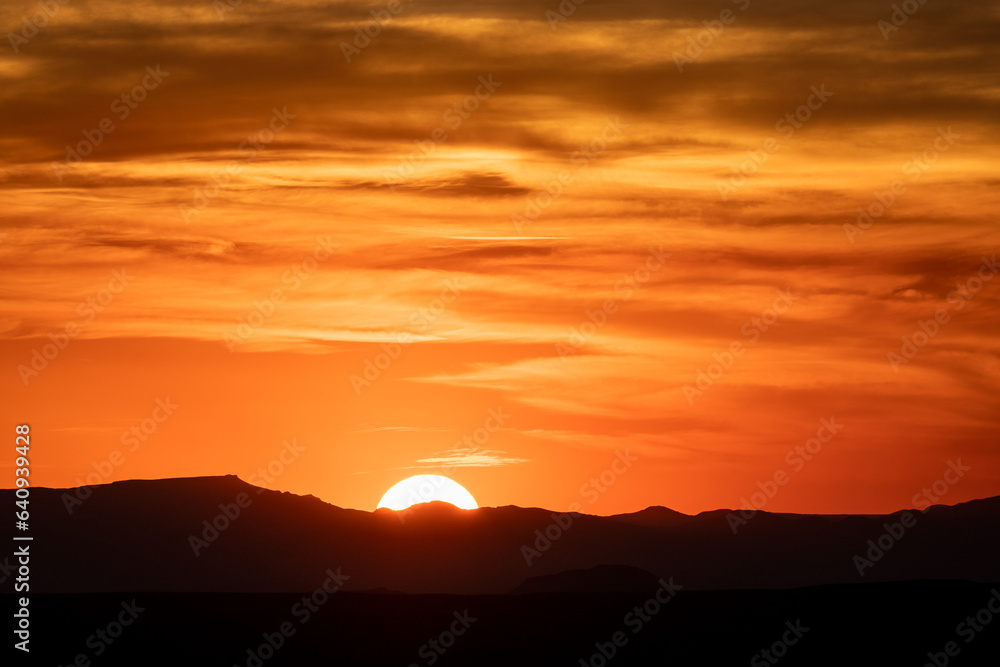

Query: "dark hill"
left=510, top=564, right=662, bottom=594
left=6, top=476, right=1000, bottom=594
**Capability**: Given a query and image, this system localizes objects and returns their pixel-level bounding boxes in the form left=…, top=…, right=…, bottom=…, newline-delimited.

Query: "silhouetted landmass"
left=607, top=505, right=691, bottom=528
left=7, top=475, right=999, bottom=594
left=510, top=564, right=661, bottom=594
left=6, top=477, right=1000, bottom=665
left=8, top=582, right=1000, bottom=666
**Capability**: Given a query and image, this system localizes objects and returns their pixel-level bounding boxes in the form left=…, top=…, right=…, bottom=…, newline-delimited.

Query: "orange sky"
left=2, top=0, right=999, bottom=515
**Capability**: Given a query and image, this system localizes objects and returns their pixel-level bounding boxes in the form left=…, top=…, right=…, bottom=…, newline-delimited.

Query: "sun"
left=377, top=475, right=478, bottom=511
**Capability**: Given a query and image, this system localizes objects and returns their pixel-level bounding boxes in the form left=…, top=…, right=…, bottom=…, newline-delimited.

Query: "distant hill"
left=606, top=506, right=692, bottom=528
left=6, top=475, right=1000, bottom=594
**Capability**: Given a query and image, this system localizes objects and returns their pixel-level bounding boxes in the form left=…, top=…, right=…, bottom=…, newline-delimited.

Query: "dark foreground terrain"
left=6, top=478, right=1000, bottom=664
left=11, top=580, right=1000, bottom=666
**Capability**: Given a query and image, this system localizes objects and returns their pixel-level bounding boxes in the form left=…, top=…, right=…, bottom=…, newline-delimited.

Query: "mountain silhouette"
left=607, top=505, right=692, bottom=528
left=9, top=475, right=1000, bottom=594
left=510, top=564, right=662, bottom=594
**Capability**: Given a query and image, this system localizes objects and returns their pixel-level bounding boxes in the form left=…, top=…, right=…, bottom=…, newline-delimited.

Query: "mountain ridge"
left=42, top=474, right=1000, bottom=519
left=7, top=475, right=1000, bottom=595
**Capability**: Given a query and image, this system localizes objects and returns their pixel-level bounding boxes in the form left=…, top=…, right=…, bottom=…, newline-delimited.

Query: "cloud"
left=412, top=448, right=529, bottom=468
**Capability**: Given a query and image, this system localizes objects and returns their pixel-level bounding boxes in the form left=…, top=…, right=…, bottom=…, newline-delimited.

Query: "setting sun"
left=376, top=474, right=478, bottom=511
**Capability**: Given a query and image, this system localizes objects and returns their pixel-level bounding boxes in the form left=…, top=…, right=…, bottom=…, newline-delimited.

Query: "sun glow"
left=376, top=475, right=478, bottom=511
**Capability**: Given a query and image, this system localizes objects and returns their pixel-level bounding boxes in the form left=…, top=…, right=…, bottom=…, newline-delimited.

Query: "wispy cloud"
left=412, top=449, right=529, bottom=468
